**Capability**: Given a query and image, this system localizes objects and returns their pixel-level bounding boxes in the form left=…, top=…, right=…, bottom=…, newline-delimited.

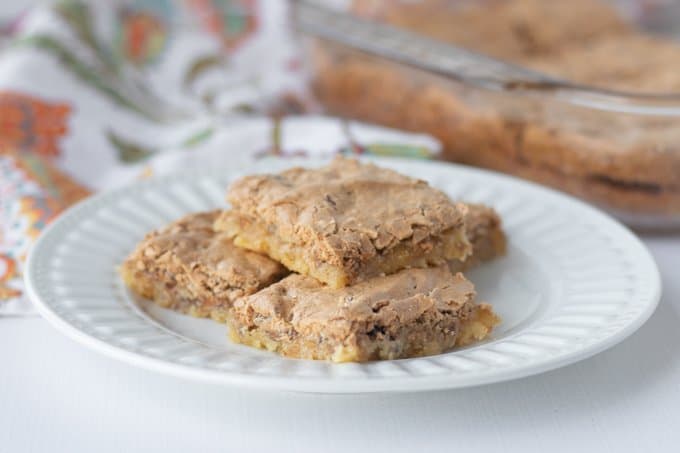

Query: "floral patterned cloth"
left=0, top=0, right=439, bottom=315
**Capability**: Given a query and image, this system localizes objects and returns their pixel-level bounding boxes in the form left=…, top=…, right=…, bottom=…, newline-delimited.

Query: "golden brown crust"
left=228, top=266, right=500, bottom=362
left=360, top=0, right=630, bottom=61
left=450, top=204, right=507, bottom=273
left=312, top=0, right=680, bottom=218
left=120, top=211, right=287, bottom=321
left=529, top=33, right=680, bottom=93
left=312, top=51, right=680, bottom=215
left=216, top=157, right=471, bottom=287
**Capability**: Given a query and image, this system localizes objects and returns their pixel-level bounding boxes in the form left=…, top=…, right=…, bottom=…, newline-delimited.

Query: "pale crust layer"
left=121, top=211, right=287, bottom=322
left=216, top=157, right=470, bottom=288
left=228, top=266, right=500, bottom=362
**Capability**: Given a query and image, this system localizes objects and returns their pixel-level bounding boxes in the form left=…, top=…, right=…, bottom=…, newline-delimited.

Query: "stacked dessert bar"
left=121, top=158, right=506, bottom=362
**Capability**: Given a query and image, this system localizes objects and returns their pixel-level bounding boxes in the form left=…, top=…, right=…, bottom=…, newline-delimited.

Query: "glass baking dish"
left=296, top=0, right=680, bottom=229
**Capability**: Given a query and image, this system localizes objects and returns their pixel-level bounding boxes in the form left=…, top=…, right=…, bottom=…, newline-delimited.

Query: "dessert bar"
left=214, top=157, right=471, bottom=288
left=121, top=211, right=287, bottom=322
left=228, top=266, right=499, bottom=362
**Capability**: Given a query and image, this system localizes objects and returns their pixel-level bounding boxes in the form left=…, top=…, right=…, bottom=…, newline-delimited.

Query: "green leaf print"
left=183, top=54, right=225, bottom=89
left=54, top=0, right=119, bottom=74
left=180, top=127, right=215, bottom=148
left=17, top=35, right=160, bottom=121
left=107, top=130, right=154, bottom=163
left=362, top=143, right=435, bottom=159
left=108, top=126, right=215, bottom=164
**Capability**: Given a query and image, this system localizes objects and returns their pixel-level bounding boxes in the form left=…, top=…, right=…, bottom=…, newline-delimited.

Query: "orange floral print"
left=187, top=0, right=258, bottom=51
left=0, top=153, right=90, bottom=302
left=0, top=285, right=21, bottom=300
left=11, top=152, right=91, bottom=218
left=0, top=91, right=71, bottom=158
left=0, top=254, right=16, bottom=282
left=0, top=255, right=21, bottom=301
left=119, top=10, right=168, bottom=65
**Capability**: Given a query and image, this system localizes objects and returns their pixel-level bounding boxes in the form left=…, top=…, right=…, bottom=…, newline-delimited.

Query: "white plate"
left=24, top=157, right=661, bottom=393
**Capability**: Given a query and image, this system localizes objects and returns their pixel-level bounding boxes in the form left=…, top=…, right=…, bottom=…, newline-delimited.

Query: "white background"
left=2, top=237, right=678, bottom=452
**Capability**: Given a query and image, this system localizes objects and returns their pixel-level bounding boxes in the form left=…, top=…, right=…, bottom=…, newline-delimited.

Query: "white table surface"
left=2, top=235, right=678, bottom=453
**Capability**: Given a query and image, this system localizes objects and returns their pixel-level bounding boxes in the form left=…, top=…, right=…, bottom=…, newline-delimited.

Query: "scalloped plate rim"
left=24, top=156, right=662, bottom=393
